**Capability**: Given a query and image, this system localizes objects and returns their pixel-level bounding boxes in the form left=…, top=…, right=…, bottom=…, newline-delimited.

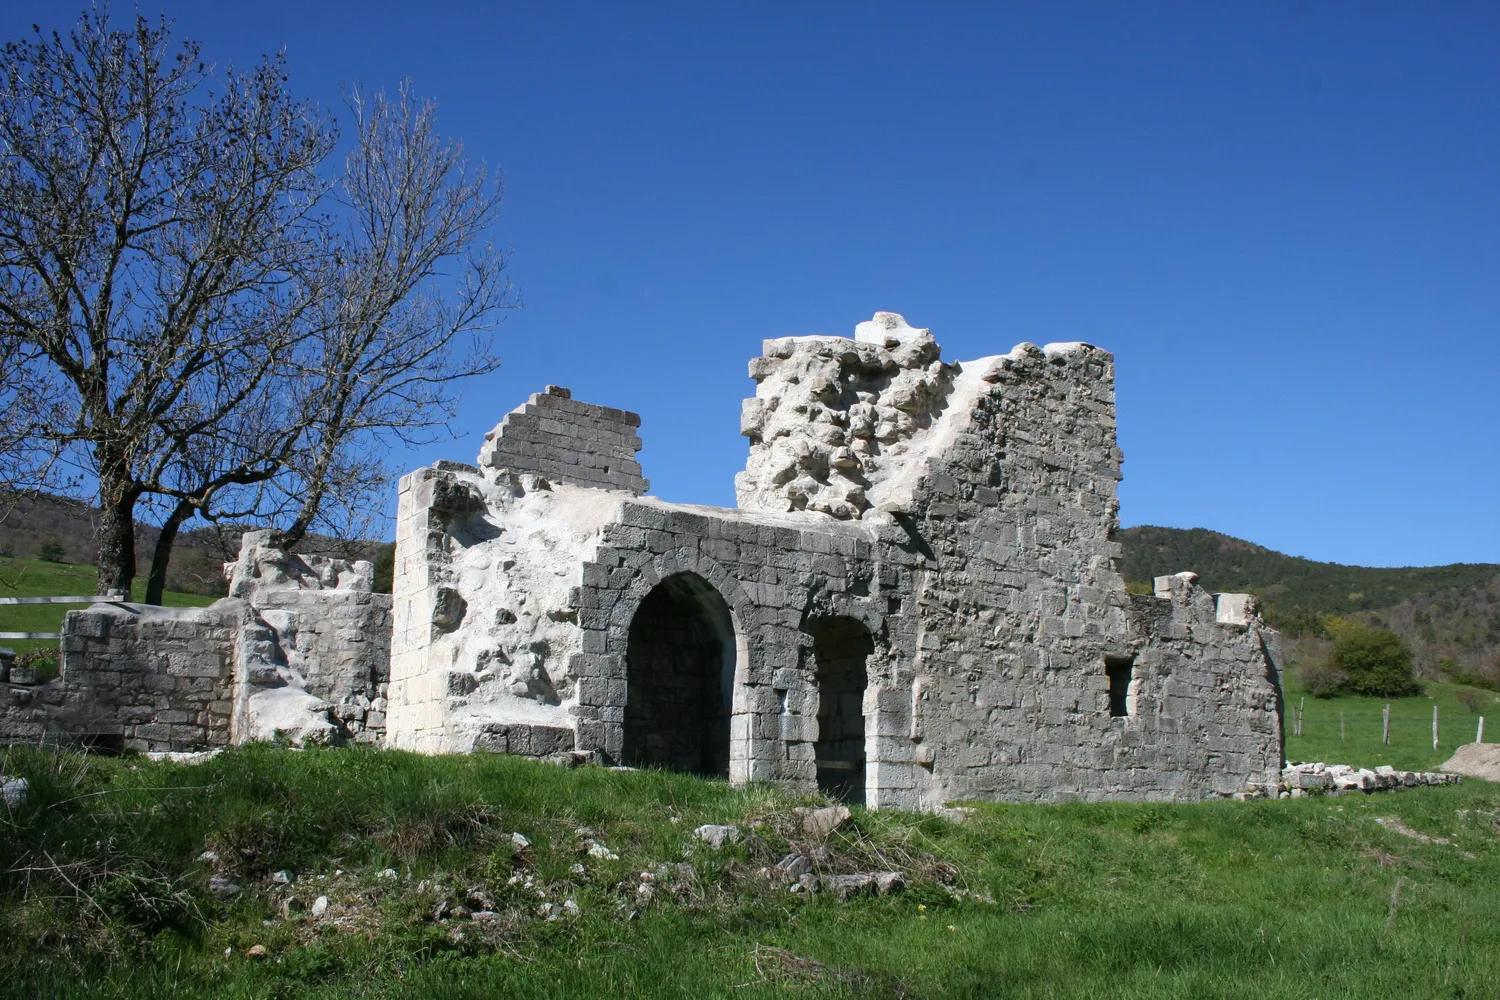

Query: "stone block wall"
left=0, top=602, right=243, bottom=751
left=478, top=385, right=648, bottom=495
left=0, top=534, right=393, bottom=752
left=389, top=313, right=1285, bottom=808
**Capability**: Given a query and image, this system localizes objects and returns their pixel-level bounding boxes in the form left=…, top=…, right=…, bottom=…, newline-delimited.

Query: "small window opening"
left=1105, top=655, right=1134, bottom=717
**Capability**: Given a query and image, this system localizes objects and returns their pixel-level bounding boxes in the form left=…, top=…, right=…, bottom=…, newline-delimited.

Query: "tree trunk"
left=144, top=499, right=196, bottom=606
left=95, top=477, right=140, bottom=598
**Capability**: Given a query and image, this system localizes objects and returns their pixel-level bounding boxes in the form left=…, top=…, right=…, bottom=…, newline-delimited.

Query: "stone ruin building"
left=0, top=313, right=1286, bottom=808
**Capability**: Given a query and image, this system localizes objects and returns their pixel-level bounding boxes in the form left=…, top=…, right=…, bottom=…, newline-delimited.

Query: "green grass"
left=1285, top=679, right=1500, bottom=772
left=1, top=744, right=1498, bottom=998
left=0, top=557, right=217, bottom=656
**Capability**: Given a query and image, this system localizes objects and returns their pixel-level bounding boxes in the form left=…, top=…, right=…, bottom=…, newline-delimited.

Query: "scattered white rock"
left=793, top=805, right=851, bottom=839
left=209, top=874, right=241, bottom=896
left=693, top=824, right=741, bottom=849
left=1272, top=761, right=1460, bottom=798
left=511, top=832, right=531, bottom=849
left=310, top=895, right=329, bottom=917
left=1, top=777, right=28, bottom=809
left=270, top=870, right=293, bottom=885
left=145, top=750, right=221, bottom=765
left=377, top=868, right=399, bottom=880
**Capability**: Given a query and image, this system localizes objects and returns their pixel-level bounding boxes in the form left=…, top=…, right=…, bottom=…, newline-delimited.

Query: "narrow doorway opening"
left=805, top=616, right=873, bottom=804
left=624, top=573, right=735, bottom=777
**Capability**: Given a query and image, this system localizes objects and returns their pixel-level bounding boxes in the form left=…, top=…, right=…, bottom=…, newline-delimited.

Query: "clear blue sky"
left=9, top=2, right=1498, bottom=567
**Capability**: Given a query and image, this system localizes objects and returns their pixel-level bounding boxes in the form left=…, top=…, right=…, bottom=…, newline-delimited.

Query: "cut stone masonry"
left=0, top=312, right=1286, bottom=809
left=386, top=312, right=1286, bottom=806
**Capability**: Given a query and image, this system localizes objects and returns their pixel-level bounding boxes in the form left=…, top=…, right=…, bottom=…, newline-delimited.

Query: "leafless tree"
left=0, top=11, right=511, bottom=602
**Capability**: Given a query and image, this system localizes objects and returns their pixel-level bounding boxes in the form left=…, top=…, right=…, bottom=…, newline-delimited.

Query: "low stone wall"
left=0, top=532, right=392, bottom=753
left=0, top=601, right=243, bottom=751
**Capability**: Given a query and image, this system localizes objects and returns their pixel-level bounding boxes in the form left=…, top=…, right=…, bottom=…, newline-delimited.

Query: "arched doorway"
left=624, top=573, right=735, bottom=777
left=805, top=616, right=872, bottom=804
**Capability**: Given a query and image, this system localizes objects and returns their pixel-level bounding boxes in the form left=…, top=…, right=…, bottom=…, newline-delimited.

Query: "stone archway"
left=805, top=615, right=873, bottom=804
left=623, top=572, right=735, bottom=777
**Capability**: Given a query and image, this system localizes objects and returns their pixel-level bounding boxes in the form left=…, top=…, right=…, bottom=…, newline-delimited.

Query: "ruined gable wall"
left=881, top=341, right=1282, bottom=803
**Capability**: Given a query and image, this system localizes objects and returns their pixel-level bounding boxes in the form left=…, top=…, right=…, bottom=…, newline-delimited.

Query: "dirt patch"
left=1442, top=743, right=1500, bottom=783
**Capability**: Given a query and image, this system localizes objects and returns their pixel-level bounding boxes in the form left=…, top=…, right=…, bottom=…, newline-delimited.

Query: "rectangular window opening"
left=1105, top=655, right=1135, bottom=718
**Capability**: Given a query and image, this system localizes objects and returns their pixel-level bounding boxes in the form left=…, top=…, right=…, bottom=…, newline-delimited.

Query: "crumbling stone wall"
left=388, top=313, right=1285, bottom=806
left=478, top=385, right=649, bottom=495
left=0, top=533, right=390, bottom=751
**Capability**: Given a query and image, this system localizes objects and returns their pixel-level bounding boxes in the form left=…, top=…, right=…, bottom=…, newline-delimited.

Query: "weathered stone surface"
left=387, top=312, right=1286, bottom=807
left=0, top=533, right=389, bottom=752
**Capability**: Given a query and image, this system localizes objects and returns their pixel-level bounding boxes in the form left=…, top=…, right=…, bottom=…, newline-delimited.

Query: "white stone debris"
left=1274, top=761, right=1460, bottom=798
left=693, top=824, right=742, bottom=849
left=310, top=895, right=329, bottom=917
left=0, top=776, right=27, bottom=808
left=209, top=875, right=241, bottom=896
left=1440, top=742, right=1500, bottom=783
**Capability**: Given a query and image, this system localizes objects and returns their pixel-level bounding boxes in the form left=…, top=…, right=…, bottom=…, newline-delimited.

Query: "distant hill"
left=1, top=493, right=389, bottom=596
left=1117, top=525, right=1500, bottom=676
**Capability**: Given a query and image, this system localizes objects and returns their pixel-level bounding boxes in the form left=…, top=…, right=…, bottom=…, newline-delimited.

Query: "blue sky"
left=9, top=2, right=1498, bottom=567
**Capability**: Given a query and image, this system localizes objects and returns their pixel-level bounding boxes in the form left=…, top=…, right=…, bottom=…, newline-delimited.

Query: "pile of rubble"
left=1277, top=761, right=1461, bottom=797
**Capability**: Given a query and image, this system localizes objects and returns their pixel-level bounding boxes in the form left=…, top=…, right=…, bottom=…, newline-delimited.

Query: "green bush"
left=1438, top=657, right=1500, bottom=692
left=35, top=535, right=65, bottom=563
left=1298, top=658, right=1347, bottom=698
left=1324, top=617, right=1420, bottom=697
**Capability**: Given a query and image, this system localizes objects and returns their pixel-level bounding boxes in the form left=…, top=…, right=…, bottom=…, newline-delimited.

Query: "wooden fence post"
left=1340, top=712, right=1345, bottom=741
left=1383, top=704, right=1390, bottom=746
left=1477, top=716, right=1484, bottom=745
left=1433, top=705, right=1439, bottom=751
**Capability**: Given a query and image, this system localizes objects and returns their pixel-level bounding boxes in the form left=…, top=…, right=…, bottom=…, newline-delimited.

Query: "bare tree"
left=134, top=83, right=511, bottom=604
left=0, top=11, right=511, bottom=602
left=0, top=11, right=333, bottom=595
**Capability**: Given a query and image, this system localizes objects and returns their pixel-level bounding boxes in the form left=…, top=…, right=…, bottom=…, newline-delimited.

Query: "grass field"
left=0, top=740, right=1496, bottom=999
left=1285, top=679, right=1498, bottom=772
left=0, top=557, right=217, bottom=656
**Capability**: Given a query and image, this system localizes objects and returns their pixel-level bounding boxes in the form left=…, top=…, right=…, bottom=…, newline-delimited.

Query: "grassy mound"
left=1, top=743, right=1498, bottom=998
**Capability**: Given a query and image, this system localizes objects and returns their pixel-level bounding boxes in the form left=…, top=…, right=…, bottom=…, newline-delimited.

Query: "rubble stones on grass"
left=310, top=895, right=329, bottom=917
left=792, top=805, right=850, bottom=840
left=1276, top=761, right=1460, bottom=798
left=208, top=875, right=241, bottom=896
left=693, top=824, right=742, bottom=849
left=818, top=872, right=907, bottom=901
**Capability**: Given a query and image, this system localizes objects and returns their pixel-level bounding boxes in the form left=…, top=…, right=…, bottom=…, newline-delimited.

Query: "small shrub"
left=1456, top=689, right=1488, bottom=715
left=1298, top=659, right=1348, bottom=698
left=35, top=535, right=65, bottom=563
left=1324, top=617, right=1420, bottom=697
